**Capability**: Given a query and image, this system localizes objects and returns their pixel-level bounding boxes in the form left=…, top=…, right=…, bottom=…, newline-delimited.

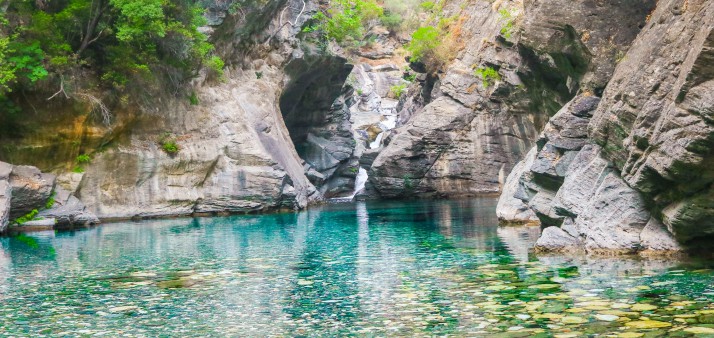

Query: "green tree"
left=1, top=0, right=222, bottom=99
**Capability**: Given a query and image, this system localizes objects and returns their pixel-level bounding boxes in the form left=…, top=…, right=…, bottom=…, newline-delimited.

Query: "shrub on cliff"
left=303, top=0, right=383, bottom=44
left=406, top=15, right=464, bottom=73
left=0, top=0, right=223, bottom=105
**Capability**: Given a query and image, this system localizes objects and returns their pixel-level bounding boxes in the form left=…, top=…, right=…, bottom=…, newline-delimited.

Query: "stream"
left=0, top=199, right=712, bottom=336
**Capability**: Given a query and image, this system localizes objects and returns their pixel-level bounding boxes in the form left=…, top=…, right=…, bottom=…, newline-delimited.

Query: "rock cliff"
left=497, top=0, right=714, bottom=254
left=369, top=0, right=655, bottom=199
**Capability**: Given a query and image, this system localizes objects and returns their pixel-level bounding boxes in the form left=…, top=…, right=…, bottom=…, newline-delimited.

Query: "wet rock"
left=535, top=226, right=581, bottom=253
left=20, top=218, right=56, bottom=228
left=39, top=188, right=100, bottom=229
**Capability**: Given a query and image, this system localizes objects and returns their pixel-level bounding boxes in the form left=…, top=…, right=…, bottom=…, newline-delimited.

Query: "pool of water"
left=0, top=199, right=712, bottom=337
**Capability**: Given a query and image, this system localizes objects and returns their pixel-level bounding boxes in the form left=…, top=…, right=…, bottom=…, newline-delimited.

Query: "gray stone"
left=496, top=148, right=538, bottom=224
left=20, top=218, right=56, bottom=228
left=0, top=166, right=10, bottom=232
left=9, top=165, right=56, bottom=219
left=535, top=226, right=582, bottom=253
left=38, top=187, right=99, bottom=229
left=639, top=218, right=684, bottom=254
left=577, top=173, right=651, bottom=254
left=589, top=0, right=714, bottom=243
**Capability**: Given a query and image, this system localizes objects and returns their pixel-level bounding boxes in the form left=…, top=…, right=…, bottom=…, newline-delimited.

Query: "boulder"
left=639, top=218, right=684, bottom=254
left=496, top=148, right=538, bottom=224
left=535, top=226, right=582, bottom=253
left=8, top=165, right=56, bottom=219
left=38, top=187, right=99, bottom=229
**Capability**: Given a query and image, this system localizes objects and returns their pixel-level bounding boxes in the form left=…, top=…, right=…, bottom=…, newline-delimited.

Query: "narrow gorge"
left=0, top=0, right=713, bottom=335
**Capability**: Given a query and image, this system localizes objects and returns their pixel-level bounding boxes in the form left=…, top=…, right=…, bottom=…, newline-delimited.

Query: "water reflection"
left=0, top=199, right=710, bottom=336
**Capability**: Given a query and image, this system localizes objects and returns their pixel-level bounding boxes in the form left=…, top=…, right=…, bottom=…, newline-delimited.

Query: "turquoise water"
left=0, top=199, right=713, bottom=337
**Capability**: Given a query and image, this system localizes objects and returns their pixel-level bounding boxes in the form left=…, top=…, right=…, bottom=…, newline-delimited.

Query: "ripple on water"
left=0, top=199, right=712, bottom=337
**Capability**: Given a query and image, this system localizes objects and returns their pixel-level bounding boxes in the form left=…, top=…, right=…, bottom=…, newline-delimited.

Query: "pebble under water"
left=0, top=198, right=713, bottom=337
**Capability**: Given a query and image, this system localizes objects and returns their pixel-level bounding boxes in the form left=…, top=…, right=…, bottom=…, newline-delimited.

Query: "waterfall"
left=350, top=168, right=368, bottom=199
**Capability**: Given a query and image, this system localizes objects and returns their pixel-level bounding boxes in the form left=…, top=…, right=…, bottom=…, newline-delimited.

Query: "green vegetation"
left=76, top=154, right=91, bottom=164
left=390, top=83, right=408, bottom=99
left=14, top=209, right=39, bottom=225
left=159, top=133, right=180, bottom=155
left=162, top=141, right=179, bottom=154
left=255, top=71, right=263, bottom=79
left=45, top=192, right=56, bottom=209
left=474, top=66, right=501, bottom=88
left=72, top=166, right=85, bottom=173
left=498, top=8, right=516, bottom=39
left=404, top=72, right=417, bottom=82
left=189, top=92, right=199, bottom=105
left=403, top=174, right=414, bottom=190
left=419, top=1, right=436, bottom=11
left=304, top=0, right=383, bottom=44
left=406, top=26, right=441, bottom=63
left=405, top=8, right=463, bottom=73
left=0, top=0, right=223, bottom=106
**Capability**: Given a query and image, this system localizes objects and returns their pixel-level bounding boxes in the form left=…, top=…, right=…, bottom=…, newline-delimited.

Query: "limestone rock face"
left=71, top=0, right=341, bottom=219
left=496, top=0, right=714, bottom=255
left=589, top=0, right=714, bottom=243
left=369, top=0, right=654, bottom=199
left=497, top=94, right=680, bottom=254
left=496, top=148, right=538, bottom=223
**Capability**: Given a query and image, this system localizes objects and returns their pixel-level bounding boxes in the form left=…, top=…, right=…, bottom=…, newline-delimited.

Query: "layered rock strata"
left=498, top=0, right=714, bottom=254
left=369, top=0, right=655, bottom=199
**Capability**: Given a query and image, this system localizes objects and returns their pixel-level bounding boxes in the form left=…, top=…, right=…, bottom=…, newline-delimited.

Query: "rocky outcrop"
left=497, top=96, right=683, bottom=254
left=43, top=0, right=344, bottom=219
left=589, top=0, right=714, bottom=244
left=499, top=0, right=714, bottom=254
left=8, top=165, right=55, bottom=219
left=0, top=161, right=98, bottom=232
left=369, top=0, right=655, bottom=199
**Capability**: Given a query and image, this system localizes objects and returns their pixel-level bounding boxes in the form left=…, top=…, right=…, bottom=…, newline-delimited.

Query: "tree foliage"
left=304, top=0, right=383, bottom=44
left=0, top=0, right=222, bottom=99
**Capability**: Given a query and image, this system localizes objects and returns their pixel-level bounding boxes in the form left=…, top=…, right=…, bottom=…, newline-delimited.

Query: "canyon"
left=1, top=0, right=712, bottom=256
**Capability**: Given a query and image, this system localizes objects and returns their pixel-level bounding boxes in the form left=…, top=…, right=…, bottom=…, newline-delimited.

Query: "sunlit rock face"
left=369, top=0, right=655, bottom=199
left=70, top=0, right=332, bottom=219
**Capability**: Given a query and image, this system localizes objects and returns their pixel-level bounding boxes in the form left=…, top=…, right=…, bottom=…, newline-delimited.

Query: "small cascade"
left=330, top=168, right=368, bottom=203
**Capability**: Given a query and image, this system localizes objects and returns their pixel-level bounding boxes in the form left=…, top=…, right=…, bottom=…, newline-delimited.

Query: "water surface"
left=0, top=199, right=712, bottom=336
